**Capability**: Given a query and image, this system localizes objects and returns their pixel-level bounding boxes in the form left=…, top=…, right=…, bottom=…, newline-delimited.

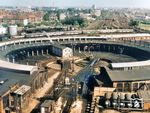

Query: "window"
left=133, top=83, right=138, bottom=91
left=117, top=83, right=123, bottom=92
left=11, top=101, right=14, bottom=106
left=124, top=82, right=131, bottom=92
left=139, top=83, right=145, bottom=90
left=3, top=95, right=9, bottom=108
left=45, top=107, right=50, bottom=113
left=147, top=83, right=150, bottom=90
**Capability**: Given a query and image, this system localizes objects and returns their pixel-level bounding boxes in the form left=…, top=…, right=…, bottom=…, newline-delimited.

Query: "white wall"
left=0, top=26, right=7, bottom=35
left=62, top=48, right=73, bottom=58
left=41, top=107, right=45, bottom=113
left=23, top=19, right=29, bottom=26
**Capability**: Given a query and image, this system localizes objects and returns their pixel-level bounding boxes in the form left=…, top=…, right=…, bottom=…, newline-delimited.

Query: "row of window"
left=116, top=82, right=150, bottom=92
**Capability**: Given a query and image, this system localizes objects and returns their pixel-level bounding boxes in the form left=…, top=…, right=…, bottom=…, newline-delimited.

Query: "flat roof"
left=111, top=60, right=150, bottom=68
left=107, top=68, right=150, bottom=82
left=14, top=85, right=31, bottom=95
left=41, top=100, right=54, bottom=107
left=0, top=70, right=37, bottom=86
left=0, top=60, right=38, bottom=74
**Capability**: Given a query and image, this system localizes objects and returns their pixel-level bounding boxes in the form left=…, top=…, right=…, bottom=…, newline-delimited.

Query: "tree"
left=43, top=12, right=50, bottom=21
left=129, top=20, right=139, bottom=27
left=56, top=10, right=60, bottom=20
left=62, top=16, right=87, bottom=28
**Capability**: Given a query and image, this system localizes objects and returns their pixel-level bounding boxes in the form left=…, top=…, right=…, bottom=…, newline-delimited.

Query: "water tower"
left=8, top=25, right=17, bottom=36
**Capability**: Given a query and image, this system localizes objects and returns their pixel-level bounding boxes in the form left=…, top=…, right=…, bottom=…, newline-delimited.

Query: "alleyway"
left=22, top=71, right=60, bottom=113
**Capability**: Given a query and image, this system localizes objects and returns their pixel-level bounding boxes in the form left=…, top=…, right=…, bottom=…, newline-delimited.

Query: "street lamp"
left=71, top=43, right=75, bottom=72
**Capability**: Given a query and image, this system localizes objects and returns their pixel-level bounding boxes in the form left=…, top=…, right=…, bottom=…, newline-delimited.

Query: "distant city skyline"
left=0, top=0, right=150, bottom=8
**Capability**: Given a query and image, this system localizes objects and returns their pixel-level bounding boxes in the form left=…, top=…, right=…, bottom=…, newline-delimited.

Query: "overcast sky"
left=0, top=0, right=150, bottom=8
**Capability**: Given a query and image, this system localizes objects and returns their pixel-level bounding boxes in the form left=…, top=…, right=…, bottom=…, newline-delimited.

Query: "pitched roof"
left=0, top=78, right=18, bottom=96
left=52, top=43, right=70, bottom=50
left=0, top=70, right=37, bottom=86
left=40, top=100, right=54, bottom=107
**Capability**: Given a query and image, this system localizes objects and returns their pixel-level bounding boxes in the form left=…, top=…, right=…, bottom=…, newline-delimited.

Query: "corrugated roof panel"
left=111, top=60, right=150, bottom=68
left=107, top=68, right=150, bottom=82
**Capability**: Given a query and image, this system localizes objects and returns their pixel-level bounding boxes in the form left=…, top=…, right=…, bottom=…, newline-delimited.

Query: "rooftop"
left=106, top=68, right=150, bottom=82
left=52, top=43, right=69, bottom=50
left=13, top=85, right=31, bottom=95
left=111, top=60, right=150, bottom=68
left=0, top=69, right=37, bottom=86
left=0, top=60, right=38, bottom=75
left=40, top=100, right=54, bottom=107
left=0, top=78, right=18, bottom=96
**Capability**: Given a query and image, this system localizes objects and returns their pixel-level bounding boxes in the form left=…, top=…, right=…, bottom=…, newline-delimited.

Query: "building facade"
left=52, top=44, right=73, bottom=59
left=0, top=26, right=7, bottom=35
left=100, top=67, right=150, bottom=93
left=0, top=79, right=19, bottom=113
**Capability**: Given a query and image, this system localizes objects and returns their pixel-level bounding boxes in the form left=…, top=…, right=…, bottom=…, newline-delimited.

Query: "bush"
left=129, top=20, right=139, bottom=26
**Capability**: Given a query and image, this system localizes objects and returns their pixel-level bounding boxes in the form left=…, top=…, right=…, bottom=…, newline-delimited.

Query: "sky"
left=0, top=0, right=150, bottom=8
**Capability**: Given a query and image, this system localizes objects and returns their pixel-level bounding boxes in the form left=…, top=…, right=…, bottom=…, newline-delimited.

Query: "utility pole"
left=52, top=0, right=55, bottom=8
left=71, top=43, right=75, bottom=73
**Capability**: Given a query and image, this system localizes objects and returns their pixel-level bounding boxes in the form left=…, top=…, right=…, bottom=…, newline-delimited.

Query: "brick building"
left=0, top=10, right=44, bottom=25
left=0, top=78, right=19, bottom=113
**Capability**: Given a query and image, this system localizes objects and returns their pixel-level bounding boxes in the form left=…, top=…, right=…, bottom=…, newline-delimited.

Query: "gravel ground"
left=75, top=51, right=137, bottom=63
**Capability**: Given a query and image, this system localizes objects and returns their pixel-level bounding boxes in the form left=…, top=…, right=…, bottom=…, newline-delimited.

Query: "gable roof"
left=0, top=78, right=18, bottom=96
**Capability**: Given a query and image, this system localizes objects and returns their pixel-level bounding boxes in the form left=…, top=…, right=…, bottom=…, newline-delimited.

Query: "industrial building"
left=0, top=68, right=49, bottom=113
left=92, top=87, right=150, bottom=111
left=8, top=25, right=17, bottom=36
left=110, top=60, right=150, bottom=70
left=0, top=83, right=31, bottom=113
left=0, top=26, right=7, bottom=35
left=0, top=78, right=19, bottom=113
left=99, top=67, right=150, bottom=92
left=138, top=90, right=150, bottom=110
left=0, top=33, right=150, bottom=112
left=40, top=100, right=55, bottom=113
left=12, top=85, right=31, bottom=113
left=52, top=44, right=73, bottom=59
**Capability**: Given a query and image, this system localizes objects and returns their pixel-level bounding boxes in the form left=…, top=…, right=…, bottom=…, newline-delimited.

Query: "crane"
left=43, top=31, right=53, bottom=43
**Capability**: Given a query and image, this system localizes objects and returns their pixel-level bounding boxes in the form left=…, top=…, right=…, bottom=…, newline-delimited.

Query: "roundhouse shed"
left=0, top=34, right=150, bottom=74
left=111, top=60, right=150, bottom=70
left=0, top=32, right=149, bottom=113
left=0, top=60, right=37, bottom=74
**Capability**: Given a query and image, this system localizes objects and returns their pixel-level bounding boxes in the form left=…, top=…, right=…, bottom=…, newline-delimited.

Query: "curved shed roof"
left=111, top=60, right=150, bottom=68
left=0, top=60, right=37, bottom=74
